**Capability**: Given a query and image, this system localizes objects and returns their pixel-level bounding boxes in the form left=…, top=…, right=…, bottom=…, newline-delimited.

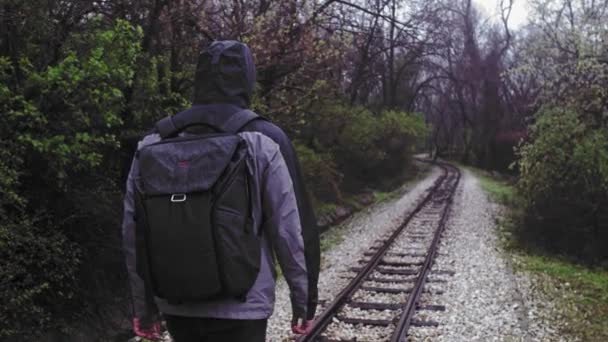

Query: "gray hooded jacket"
left=123, top=40, right=318, bottom=322
left=123, top=130, right=308, bottom=320
left=191, top=40, right=321, bottom=320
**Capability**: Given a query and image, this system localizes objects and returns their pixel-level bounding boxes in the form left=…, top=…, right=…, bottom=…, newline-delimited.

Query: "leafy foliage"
left=516, top=107, right=608, bottom=261
left=0, top=219, right=80, bottom=339
left=302, top=101, right=427, bottom=194
left=0, top=20, right=144, bottom=339
left=338, top=107, right=426, bottom=187
left=506, top=0, right=608, bottom=264
left=294, top=143, right=342, bottom=203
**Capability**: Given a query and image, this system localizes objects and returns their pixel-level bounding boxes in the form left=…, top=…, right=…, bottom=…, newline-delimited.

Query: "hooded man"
left=122, top=40, right=320, bottom=341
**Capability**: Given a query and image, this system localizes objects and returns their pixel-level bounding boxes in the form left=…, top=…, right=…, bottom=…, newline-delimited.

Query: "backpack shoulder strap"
left=155, top=116, right=179, bottom=139
left=154, top=108, right=266, bottom=139
left=220, top=109, right=264, bottom=134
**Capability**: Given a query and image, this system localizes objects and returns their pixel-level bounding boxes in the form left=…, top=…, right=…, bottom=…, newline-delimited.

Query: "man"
left=122, top=40, right=320, bottom=341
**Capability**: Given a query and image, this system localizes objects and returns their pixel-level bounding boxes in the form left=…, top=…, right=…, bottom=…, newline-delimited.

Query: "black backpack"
left=134, top=109, right=263, bottom=303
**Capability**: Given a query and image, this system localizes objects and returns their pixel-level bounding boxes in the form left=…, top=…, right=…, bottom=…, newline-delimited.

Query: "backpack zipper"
left=140, top=133, right=234, bottom=150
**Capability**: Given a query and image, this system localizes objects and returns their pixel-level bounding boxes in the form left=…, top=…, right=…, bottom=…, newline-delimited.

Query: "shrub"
left=0, top=219, right=80, bottom=339
left=334, top=107, right=426, bottom=189
left=516, top=107, right=608, bottom=262
left=0, top=20, right=145, bottom=339
left=294, top=143, right=342, bottom=203
left=304, top=101, right=426, bottom=192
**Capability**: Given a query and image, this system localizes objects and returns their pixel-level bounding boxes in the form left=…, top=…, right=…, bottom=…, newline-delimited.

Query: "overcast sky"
left=474, top=0, right=531, bottom=29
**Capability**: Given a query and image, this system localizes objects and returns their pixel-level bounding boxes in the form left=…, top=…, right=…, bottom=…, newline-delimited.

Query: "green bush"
left=304, top=101, right=426, bottom=192
left=516, top=107, right=608, bottom=262
left=294, top=143, right=342, bottom=203
left=335, top=107, right=426, bottom=189
left=0, top=20, right=146, bottom=339
left=0, top=219, right=80, bottom=339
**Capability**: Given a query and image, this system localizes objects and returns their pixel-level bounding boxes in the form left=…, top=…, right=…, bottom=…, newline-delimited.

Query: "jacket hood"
left=193, top=41, right=256, bottom=108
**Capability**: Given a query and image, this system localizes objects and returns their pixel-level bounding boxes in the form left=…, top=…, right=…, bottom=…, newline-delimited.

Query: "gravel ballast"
left=267, top=166, right=561, bottom=341
left=410, top=168, right=528, bottom=340
left=420, top=169, right=565, bottom=341
left=267, top=166, right=442, bottom=341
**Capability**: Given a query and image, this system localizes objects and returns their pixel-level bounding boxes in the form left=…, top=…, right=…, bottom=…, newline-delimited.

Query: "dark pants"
left=164, top=315, right=268, bottom=342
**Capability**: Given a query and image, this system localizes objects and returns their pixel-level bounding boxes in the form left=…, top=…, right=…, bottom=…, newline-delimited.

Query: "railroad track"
left=299, top=161, right=461, bottom=342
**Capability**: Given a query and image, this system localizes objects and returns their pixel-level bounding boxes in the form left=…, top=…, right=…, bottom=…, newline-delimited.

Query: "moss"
left=320, top=224, right=347, bottom=253
left=316, top=203, right=338, bottom=217
left=515, top=254, right=608, bottom=341
left=373, top=191, right=390, bottom=202
left=476, top=175, right=515, bottom=205
left=463, top=165, right=516, bottom=205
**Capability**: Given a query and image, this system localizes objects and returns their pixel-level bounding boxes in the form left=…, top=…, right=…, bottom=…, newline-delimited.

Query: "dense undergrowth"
left=515, top=107, right=608, bottom=264
left=473, top=168, right=608, bottom=341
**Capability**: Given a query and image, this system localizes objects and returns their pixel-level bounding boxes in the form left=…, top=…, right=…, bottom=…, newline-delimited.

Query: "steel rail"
left=298, top=162, right=452, bottom=342
left=390, top=163, right=461, bottom=342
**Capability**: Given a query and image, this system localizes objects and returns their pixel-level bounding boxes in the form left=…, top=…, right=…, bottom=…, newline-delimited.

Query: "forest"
left=1, top=0, right=607, bottom=340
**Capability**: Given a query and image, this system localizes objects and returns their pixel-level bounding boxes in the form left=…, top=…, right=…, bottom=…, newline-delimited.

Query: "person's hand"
left=291, top=316, right=313, bottom=335
left=133, top=317, right=162, bottom=340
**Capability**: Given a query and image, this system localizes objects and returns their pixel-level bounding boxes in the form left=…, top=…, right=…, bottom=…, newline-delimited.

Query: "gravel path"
left=267, top=165, right=442, bottom=341
left=411, top=168, right=529, bottom=340
left=408, top=168, right=561, bottom=341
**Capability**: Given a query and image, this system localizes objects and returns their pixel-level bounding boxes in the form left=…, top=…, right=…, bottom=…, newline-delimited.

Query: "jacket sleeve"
left=122, top=157, right=160, bottom=324
left=260, top=145, right=309, bottom=319
left=246, top=121, right=321, bottom=319
left=279, top=138, right=321, bottom=319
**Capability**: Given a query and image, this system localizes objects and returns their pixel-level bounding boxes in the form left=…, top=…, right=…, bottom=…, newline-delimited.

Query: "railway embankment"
left=473, top=168, right=608, bottom=342
left=268, top=164, right=568, bottom=341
